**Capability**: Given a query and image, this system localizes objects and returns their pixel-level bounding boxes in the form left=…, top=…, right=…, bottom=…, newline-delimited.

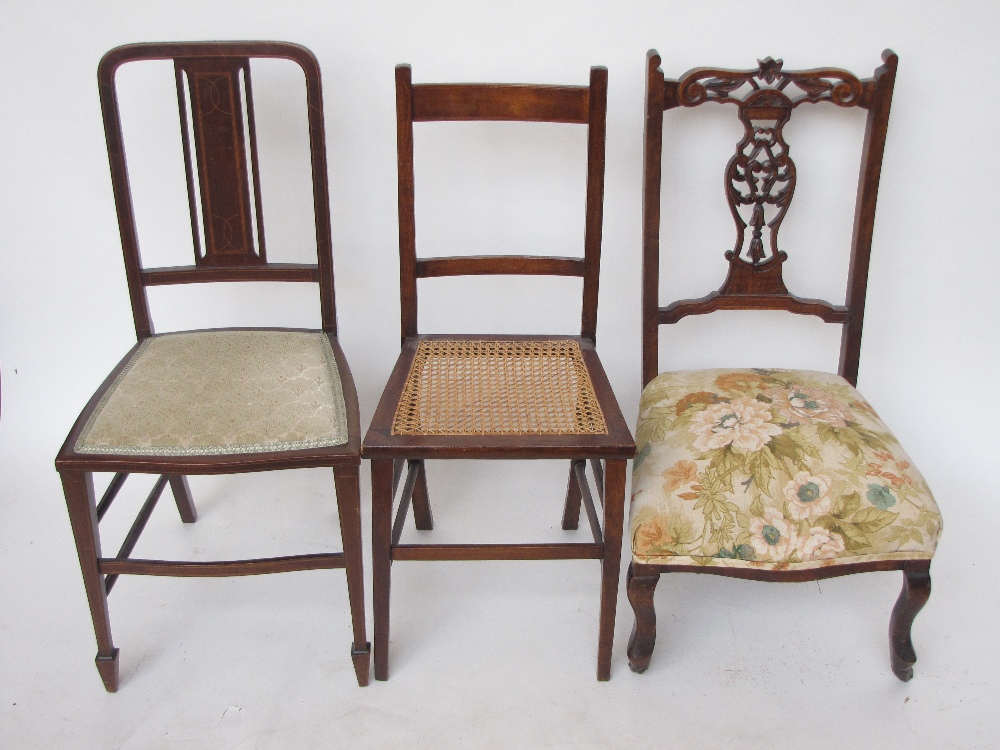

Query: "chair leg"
left=409, top=459, right=433, bottom=531
left=167, top=475, right=197, bottom=523
left=371, top=458, right=395, bottom=681
left=333, top=466, right=371, bottom=687
left=626, top=562, right=661, bottom=673
left=596, top=459, right=626, bottom=680
left=561, top=460, right=583, bottom=530
left=61, top=470, right=119, bottom=692
left=889, top=564, right=932, bottom=681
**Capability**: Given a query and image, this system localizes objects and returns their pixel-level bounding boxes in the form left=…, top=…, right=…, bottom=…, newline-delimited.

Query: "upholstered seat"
left=630, top=368, right=941, bottom=571
left=76, top=330, right=348, bottom=457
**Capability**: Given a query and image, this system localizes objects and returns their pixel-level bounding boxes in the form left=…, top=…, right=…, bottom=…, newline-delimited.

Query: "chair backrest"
left=641, top=49, right=897, bottom=388
left=98, top=41, right=337, bottom=339
left=394, top=64, right=608, bottom=343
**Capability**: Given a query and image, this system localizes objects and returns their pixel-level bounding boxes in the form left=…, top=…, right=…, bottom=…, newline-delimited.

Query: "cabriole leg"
left=371, top=459, right=395, bottom=681
left=61, top=470, right=119, bottom=692
left=596, top=459, right=626, bottom=680
left=626, top=562, right=661, bottom=674
left=333, top=466, right=371, bottom=686
left=889, top=564, right=931, bottom=681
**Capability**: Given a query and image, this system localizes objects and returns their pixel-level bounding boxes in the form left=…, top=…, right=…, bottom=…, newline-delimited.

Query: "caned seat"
left=56, top=42, right=369, bottom=692
left=627, top=50, right=941, bottom=682
left=362, top=64, right=635, bottom=682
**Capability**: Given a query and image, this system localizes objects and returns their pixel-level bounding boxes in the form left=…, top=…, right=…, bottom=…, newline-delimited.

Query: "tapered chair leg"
left=626, top=562, right=661, bottom=673
left=333, top=466, right=371, bottom=686
left=889, top=564, right=931, bottom=681
left=561, top=460, right=583, bottom=530
left=61, top=470, right=119, bottom=692
left=596, top=459, right=626, bottom=680
left=371, top=459, right=395, bottom=681
left=409, top=459, right=434, bottom=531
left=167, top=475, right=197, bottom=523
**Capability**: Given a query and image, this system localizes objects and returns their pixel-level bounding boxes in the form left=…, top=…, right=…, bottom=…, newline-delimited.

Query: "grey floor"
left=0, top=457, right=991, bottom=749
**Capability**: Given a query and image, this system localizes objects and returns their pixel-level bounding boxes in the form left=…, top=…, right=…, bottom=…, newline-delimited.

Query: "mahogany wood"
left=56, top=42, right=369, bottom=691
left=100, top=553, right=346, bottom=577
left=631, top=50, right=930, bottom=682
left=415, top=256, right=586, bottom=278
left=890, top=563, right=932, bottom=681
left=364, top=65, right=635, bottom=682
left=641, top=49, right=898, bottom=389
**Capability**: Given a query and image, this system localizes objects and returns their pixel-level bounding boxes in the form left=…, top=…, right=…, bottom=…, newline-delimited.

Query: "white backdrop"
left=1, top=1, right=997, bottom=747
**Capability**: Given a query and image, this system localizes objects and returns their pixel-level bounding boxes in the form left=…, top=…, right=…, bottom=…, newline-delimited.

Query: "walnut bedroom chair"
left=55, top=41, right=369, bottom=692
left=628, top=49, right=941, bottom=680
left=362, top=64, right=635, bottom=681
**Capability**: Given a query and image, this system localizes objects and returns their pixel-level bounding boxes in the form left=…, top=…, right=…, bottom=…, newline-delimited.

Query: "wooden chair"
left=629, top=50, right=942, bottom=680
left=362, top=64, right=635, bottom=681
left=55, top=42, right=369, bottom=692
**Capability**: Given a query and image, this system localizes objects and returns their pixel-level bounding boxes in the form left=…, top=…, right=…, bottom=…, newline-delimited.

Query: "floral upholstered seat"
left=630, top=368, right=941, bottom=571
left=76, top=329, right=349, bottom=457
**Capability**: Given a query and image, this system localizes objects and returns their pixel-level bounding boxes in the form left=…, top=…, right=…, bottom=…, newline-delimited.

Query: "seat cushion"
left=630, top=369, right=941, bottom=570
left=391, top=339, right=607, bottom=436
left=75, top=330, right=348, bottom=456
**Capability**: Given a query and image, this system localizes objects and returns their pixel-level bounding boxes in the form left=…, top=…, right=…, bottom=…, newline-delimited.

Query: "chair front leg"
left=167, top=475, right=197, bottom=523
left=889, top=563, right=932, bottom=681
left=61, top=470, right=119, bottom=692
left=626, top=562, right=661, bottom=674
left=371, top=458, right=395, bottom=681
left=333, top=465, right=371, bottom=687
left=596, top=459, right=626, bottom=681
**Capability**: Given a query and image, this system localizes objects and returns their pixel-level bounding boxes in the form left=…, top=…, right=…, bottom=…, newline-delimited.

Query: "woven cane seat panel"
left=391, top=340, right=608, bottom=436
left=75, top=330, right=349, bottom=456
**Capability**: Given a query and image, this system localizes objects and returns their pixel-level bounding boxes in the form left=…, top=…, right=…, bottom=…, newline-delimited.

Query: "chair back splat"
left=98, top=42, right=337, bottom=338
left=641, top=49, right=898, bottom=387
left=394, top=64, right=608, bottom=343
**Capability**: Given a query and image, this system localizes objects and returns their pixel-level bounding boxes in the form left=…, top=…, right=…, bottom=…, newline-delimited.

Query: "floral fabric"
left=76, top=330, right=348, bottom=456
left=630, top=369, right=941, bottom=570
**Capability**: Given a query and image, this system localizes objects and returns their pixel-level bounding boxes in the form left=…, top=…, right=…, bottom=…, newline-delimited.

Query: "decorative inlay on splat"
left=175, top=57, right=266, bottom=266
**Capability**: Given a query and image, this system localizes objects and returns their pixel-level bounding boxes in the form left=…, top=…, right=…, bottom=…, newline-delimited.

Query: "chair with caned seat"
left=362, top=64, right=636, bottom=681
left=55, top=41, right=369, bottom=691
left=628, top=49, right=942, bottom=680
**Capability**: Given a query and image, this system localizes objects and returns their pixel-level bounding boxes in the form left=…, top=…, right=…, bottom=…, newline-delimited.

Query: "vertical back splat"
left=676, top=58, right=863, bottom=297
left=175, top=57, right=265, bottom=266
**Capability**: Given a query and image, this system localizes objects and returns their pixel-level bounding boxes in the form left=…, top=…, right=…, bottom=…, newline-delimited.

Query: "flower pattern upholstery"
left=630, top=369, right=941, bottom=570
left=75, top=330, right=348, bottom=456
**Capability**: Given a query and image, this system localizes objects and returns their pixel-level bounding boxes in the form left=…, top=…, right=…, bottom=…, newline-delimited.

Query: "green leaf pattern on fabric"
left=630, top=369, right=942, bottom=570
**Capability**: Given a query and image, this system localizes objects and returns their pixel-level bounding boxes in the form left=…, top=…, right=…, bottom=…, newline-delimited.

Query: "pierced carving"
left=677, top=58, right=863, bottom=109
left=674, top=59, right=863, bottom=296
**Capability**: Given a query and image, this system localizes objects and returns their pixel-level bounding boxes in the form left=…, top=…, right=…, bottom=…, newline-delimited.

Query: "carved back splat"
left=641, top=50, right=898, bottom=387
left=98, top=42, right=337, bottom=339
left=677, top=58, right=863, bottom=297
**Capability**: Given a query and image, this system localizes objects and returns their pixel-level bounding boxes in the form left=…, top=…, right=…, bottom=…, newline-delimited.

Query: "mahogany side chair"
left=362, top=64, right=635, bottom=681
left=628, top=50, right=942, bottom=680
left=55, top=42, right=369, bottom=692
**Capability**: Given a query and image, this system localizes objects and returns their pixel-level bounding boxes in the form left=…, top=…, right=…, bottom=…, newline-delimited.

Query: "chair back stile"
left=641, top=49, right=898, bottom=389
left=394, top=64, right=608, bottom=344
left=97, top=42, right=338, bottom=339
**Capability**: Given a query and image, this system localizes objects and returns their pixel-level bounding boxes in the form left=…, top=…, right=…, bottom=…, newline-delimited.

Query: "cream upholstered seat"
left=630, top=368, right=941, bottom=570
left=76, top=330, right=348, bottom=457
